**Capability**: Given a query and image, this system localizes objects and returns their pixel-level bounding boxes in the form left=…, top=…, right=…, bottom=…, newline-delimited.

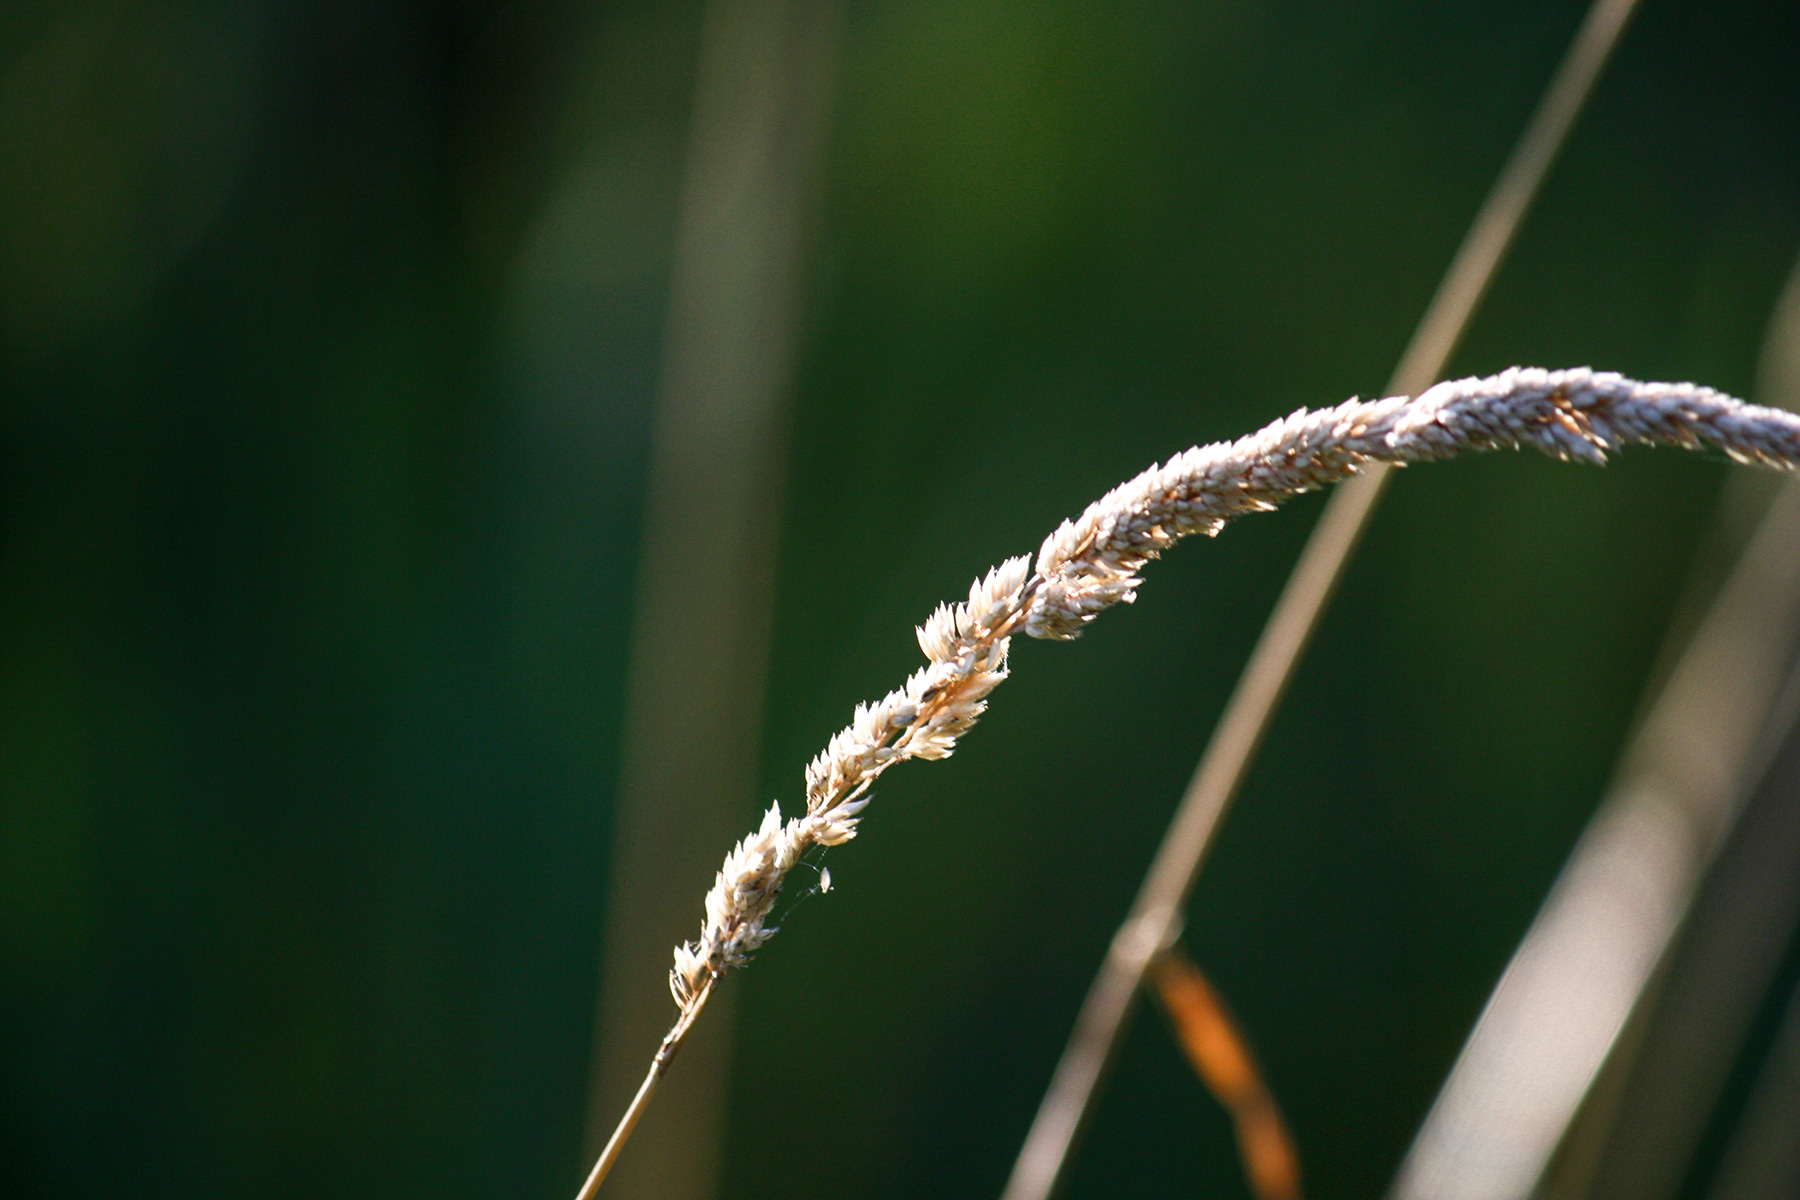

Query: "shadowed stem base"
left=576, top=978, right=716, bottom=1200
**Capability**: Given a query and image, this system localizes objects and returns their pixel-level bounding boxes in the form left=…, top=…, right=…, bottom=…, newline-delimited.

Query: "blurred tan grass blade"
left=1556, top=631, right=1800, bottom=1200
left=1149, top=948, right=1302, bottom=1200
left=1001, top=1, right=1644, bottom=1196
left=1388, top=252, right=1800, bottom=1200
left=580, top=1, right=841, bottom=1198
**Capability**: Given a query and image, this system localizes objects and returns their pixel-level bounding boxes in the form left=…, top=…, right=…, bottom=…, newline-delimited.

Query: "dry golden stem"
left=575, top=976, right=715, bottom=1200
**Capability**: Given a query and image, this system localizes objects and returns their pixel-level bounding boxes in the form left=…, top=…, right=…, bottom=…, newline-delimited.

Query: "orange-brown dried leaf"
left=1150, top=948, right=1303, bottom=1200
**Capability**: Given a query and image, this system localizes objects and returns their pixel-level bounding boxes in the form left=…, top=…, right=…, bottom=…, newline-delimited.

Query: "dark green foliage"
left=3, top=2, right=1798, bottom=1198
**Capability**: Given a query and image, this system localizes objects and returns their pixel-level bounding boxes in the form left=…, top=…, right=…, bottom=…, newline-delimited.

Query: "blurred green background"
left=4, top=1, right=1799, bottom=1197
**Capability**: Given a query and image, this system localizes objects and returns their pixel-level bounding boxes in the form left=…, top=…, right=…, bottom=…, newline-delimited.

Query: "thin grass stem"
left=577, top=978, right=716, bottom=1200
left=1001, top=0, right=1644, bottom=1194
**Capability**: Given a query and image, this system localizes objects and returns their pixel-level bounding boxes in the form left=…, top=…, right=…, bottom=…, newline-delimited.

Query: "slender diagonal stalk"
left=1000, top=2, right=1644, bottom=1196
left=576, top=979, right=716, bottom=1200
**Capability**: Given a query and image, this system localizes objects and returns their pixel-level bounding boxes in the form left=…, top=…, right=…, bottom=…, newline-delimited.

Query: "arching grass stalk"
left=578, top=366, right=1800, bottom=1199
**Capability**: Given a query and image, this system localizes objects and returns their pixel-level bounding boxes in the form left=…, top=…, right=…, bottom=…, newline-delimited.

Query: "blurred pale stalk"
left=1557, top=637, right=1800, bottom=1200
left=1002, top=1, right=1643, bottom=1195
left=582, top=3, right=840, bottom=1198
left=1386, top=254, right=1800, bottom=1200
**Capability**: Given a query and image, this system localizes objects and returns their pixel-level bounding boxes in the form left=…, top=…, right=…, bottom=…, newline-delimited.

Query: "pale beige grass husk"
left=582, top=365, right=1800, bottom=1200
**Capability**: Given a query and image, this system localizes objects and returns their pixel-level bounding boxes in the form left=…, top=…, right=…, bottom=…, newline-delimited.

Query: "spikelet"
left=667, top=367, right=1800, bottom=1010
